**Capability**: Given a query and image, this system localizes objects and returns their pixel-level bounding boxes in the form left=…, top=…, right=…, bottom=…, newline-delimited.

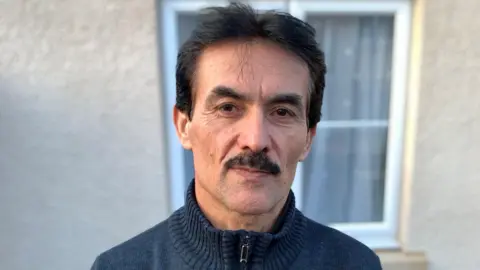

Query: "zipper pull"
left=240, top=243, right=249, bottom=263
left=240, top=236, right=250, bottom=264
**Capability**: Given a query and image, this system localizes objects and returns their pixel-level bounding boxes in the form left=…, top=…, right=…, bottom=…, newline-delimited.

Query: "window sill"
left=376, top=251, right=428, bottom=270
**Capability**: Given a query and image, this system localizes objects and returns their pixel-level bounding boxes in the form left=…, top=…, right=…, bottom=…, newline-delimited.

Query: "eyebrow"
left=205, top=86, right=249, bottom=107
left=265, top=93, right=304, bottom=112
left=205, top=85, right=305, bottom=112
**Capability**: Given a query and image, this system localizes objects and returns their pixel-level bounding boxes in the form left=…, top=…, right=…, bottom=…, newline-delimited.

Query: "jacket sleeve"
left=374, top=254, right=383, bottom=270
left=90, top=255, right=112, bottom=270
left=90, top=256, right=100, bottom=270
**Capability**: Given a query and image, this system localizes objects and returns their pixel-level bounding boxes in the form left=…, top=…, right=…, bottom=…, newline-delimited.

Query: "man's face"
left=174, top=40, right=315, bottom=215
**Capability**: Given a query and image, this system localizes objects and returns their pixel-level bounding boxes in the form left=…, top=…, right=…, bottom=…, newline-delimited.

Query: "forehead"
left=194, top=40, right=311, bottom=102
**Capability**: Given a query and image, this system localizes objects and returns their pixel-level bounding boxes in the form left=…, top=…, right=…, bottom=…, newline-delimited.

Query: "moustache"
left=225, top=151, right=281, bottom=175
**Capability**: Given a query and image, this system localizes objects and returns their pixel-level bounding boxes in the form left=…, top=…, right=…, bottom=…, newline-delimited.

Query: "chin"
left=226, top=189, right=277, bottom=215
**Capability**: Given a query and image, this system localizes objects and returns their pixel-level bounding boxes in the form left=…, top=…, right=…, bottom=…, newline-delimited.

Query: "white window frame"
left=161, top=0, right=411, bottom=250
left=289, top=0, right=411, bottom=249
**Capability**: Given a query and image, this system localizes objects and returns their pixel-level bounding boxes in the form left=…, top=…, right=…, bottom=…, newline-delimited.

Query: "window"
left=160, top=0, right=411, bottom=249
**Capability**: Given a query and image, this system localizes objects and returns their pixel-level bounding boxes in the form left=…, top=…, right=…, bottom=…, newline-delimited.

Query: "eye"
left=218, top=103, right=237, bottom=112
left=216, top=103, right=242, bottom=117
left=274, top=108, right=294, bottom=117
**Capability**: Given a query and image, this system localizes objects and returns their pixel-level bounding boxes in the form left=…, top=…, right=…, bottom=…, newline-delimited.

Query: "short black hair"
left=175, top=2, right=326, bottom=128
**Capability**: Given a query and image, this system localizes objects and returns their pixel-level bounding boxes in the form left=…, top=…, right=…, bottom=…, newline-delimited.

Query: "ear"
left=173, top=106, right=192, bottom=150
left=299, top=126, right=316, bottom=161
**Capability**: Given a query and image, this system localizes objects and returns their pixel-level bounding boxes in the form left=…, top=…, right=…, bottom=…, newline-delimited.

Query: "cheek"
left=189, top=122, right=233, bottom=164
left=189, top=125, right=214, bottom=159
left=279, top=128, right=309, bottom=164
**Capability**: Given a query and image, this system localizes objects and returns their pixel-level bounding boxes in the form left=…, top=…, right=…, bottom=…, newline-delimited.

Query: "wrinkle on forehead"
left=236, top=42, right=307, bottom=94
left=194, top=39, right=311, bottom=104
left=233, top=41, right=254, bottom=83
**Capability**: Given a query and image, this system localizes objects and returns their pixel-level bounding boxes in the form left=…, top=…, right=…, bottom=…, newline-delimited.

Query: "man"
left=91, top=2, right=382, bottom=270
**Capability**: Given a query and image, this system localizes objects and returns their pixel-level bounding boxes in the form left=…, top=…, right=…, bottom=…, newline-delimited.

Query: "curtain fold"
left=302, top=15, right=393, bottom=224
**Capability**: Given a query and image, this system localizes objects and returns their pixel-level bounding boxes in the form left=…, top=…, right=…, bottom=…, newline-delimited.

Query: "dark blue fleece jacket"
left=91, top=181, right=382, bottom=269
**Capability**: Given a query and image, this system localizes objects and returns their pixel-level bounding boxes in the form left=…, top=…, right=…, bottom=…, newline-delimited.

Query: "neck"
left=194, top=182, right=288, bottom=232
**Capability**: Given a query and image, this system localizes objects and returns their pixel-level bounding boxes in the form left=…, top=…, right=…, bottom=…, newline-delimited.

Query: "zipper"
left=239, top=235, right=250, bottom=270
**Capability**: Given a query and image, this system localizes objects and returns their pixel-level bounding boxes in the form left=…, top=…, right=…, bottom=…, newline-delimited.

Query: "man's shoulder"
left=304, top=216, right=372, bottom=251
left=90, top=219, right=171, bottom=270
left=302, top=216, right=382, bottom=269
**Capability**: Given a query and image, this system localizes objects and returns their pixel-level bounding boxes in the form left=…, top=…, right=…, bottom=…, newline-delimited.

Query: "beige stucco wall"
left=0, top=1, right=169, bottom=270
left=401, top=0, right=480, bottom=269
left=1, top=0, right=480, bottom=269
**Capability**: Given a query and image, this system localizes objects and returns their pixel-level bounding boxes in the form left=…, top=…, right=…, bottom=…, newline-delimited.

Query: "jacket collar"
left=168, top=180, right=307, bottom=269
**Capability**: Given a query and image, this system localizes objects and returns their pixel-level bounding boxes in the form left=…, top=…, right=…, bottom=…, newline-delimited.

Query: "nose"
left=237, top=109, right=271, bottom=153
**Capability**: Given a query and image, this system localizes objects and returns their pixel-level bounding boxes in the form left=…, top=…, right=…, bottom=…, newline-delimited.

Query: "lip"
left=230, top=167, right=271, bottom=178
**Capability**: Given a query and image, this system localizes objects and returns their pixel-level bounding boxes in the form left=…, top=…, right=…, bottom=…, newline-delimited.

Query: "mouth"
left=230, top=167, right=272, bottom=178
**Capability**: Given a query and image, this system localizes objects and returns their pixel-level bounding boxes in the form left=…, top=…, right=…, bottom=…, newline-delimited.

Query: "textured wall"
left=0, top=1, right=168, bottom=270
left=403, top=0, right=480, bottom=269
left=2, top=0, right=480, bottom=269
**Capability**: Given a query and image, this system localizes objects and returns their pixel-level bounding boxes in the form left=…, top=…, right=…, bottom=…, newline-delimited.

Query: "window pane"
left=177, top=13, right=198, bottom=46
left=302, top=126, right=387, bottom=223
left=299, top=14, right=393, bottom=224
left=306, top=15, right=394, bottom=121
left=175, top=13, right=392, bottom=222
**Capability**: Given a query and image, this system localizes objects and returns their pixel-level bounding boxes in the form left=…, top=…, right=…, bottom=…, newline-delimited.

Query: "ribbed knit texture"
left=91, top=180, right=383, bottom=270
left=168, top=181, right=305, bottom=270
